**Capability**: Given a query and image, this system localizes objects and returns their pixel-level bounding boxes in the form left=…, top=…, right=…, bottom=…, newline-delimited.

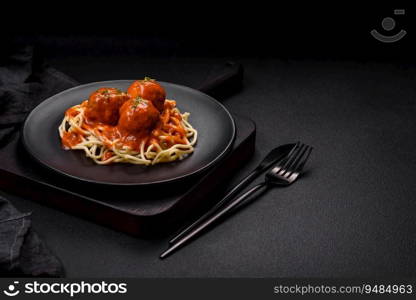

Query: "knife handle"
left=197, top=61, right=244, bottom=100
left=169, top=168, right=260, bottom=245
left=161, top=182, right=268, bottom=259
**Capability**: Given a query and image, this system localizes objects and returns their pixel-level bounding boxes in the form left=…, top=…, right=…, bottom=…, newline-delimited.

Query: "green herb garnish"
left=132, top=96, right=147, bottom=108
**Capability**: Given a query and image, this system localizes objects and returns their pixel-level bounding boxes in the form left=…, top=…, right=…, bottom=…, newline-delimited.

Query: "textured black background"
left=2, top=4, right=416, bottom=277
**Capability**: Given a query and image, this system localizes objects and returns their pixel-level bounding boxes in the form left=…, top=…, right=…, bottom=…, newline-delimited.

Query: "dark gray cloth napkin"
left=0, top=44, right=77, bottom=146
left=0, top=44, right=77, bottom=276
left=0, top=196, right=64, bottom=277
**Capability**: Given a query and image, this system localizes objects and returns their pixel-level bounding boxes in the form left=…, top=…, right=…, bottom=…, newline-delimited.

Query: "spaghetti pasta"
left=58, top=79, right=197, bottom=165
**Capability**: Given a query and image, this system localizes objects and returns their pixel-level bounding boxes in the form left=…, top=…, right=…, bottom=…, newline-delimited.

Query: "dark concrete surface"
left=3, top=55, right=416, bottom=277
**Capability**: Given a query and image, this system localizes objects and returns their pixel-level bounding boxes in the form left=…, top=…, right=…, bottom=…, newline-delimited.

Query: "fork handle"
left=160, top=182, right=267, bottom=259
left=169, top=169, right=262, bottom=244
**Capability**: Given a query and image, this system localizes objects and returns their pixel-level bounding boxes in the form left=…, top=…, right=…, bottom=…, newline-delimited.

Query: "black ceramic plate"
left=22, top=80, right=235, bottom=186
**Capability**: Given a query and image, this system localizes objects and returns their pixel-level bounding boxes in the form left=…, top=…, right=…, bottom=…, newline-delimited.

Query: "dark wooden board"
left=0, top=115, right=255, bottom=237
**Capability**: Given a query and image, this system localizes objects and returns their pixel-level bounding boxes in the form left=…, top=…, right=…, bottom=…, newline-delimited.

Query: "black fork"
left=265, top=142, right=313, bottom=186
left=160, top=142, right=313, bottom=259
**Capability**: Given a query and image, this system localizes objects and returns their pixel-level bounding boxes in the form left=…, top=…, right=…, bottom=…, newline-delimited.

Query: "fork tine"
left=295, top=146, right=313, bottom=173
left=279, top=143, right=306, bottom=176
left=285, top=145, right=309, bottom=173
left=270, top=142, right=300, bottom=174
left=285, top=145, right=313, bottom=178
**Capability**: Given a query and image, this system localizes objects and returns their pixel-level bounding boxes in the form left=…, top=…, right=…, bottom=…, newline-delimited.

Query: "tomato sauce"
left=61, top=79, right=188, bottom=152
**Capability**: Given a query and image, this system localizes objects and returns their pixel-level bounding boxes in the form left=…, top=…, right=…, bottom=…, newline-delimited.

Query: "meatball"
left=118, top=97, right=160, bottom=134
left=85, top=88, right=129, bottom=125
left=127, top=78, right=166, bottom=111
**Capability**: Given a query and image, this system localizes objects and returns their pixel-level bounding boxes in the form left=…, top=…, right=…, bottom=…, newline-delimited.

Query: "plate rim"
left=22, top=80, right=236, bottom=186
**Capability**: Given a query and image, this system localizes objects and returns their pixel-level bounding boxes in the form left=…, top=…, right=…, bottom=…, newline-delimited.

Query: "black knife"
left=169, top=142, right=298, bottom=245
